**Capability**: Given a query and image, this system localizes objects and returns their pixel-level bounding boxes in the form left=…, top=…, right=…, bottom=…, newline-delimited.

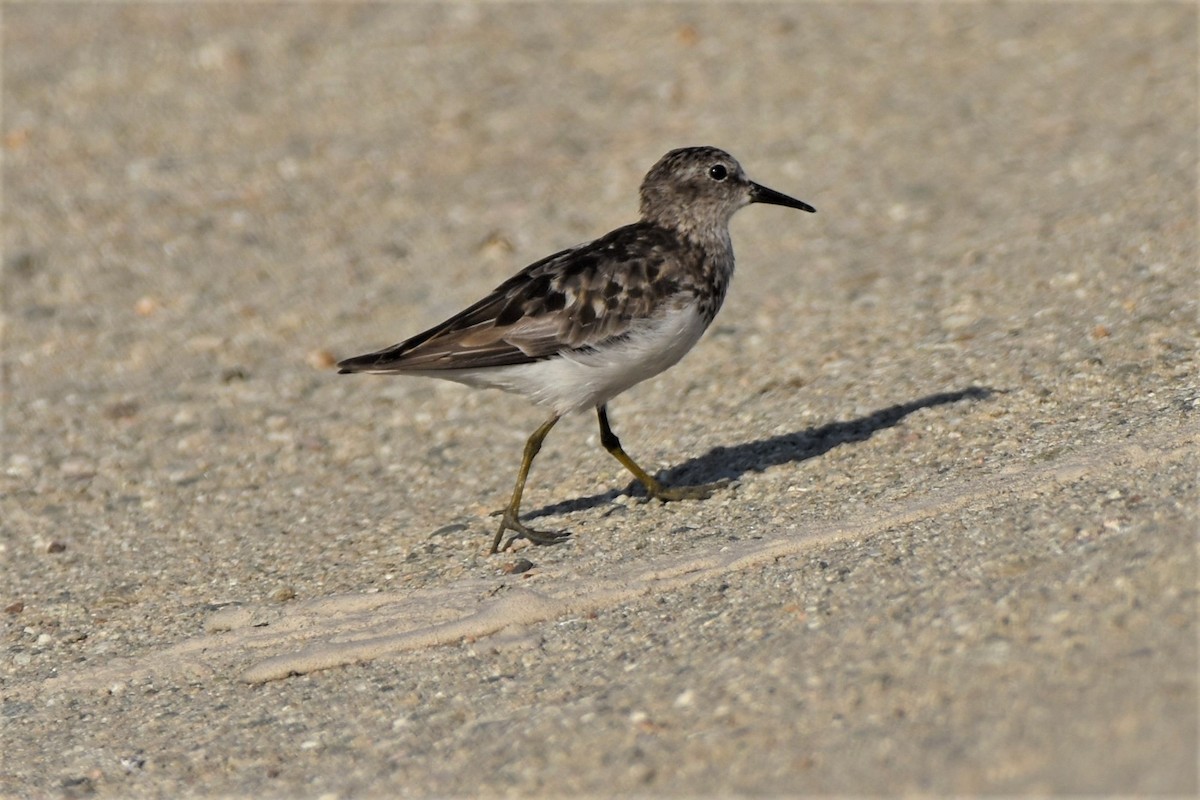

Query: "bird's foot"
left=489, top=507, right=571, bottom=554
left=640, top=477, right=732, bottom=503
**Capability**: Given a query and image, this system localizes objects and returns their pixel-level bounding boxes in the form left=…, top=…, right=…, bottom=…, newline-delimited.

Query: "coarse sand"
left=3, top=4, right=1197, bottom=797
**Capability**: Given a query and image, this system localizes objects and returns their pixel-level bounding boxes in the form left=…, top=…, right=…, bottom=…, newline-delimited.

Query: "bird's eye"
left=708, top=164, right=728, bottom=181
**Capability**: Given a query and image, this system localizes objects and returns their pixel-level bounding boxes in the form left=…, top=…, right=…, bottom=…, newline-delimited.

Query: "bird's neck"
left=641, top=212, right=733, bottom=251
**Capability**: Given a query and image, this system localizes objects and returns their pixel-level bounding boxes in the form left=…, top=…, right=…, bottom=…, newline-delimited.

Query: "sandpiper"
left=338, top=146, right=815, bottom=552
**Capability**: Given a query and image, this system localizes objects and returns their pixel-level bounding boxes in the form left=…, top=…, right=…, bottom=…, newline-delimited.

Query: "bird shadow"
left=524, top=386, right=1000, bottom=521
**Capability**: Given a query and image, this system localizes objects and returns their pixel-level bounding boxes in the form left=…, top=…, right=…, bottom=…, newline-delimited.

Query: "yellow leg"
left=596, top=405, right=725, bottom=501
left=490, top=414, right=569, bottom=553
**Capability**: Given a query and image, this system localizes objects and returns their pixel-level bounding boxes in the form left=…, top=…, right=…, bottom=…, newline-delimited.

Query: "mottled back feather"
left=337, top=222, right=718, bottom=374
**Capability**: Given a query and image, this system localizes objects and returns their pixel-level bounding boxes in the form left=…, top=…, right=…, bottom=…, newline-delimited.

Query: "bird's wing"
left=337, top=223, right=693, bottom=373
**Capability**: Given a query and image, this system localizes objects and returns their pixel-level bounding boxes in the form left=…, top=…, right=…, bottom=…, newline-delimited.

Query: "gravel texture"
left=2, top=4, right=1197, bottom=797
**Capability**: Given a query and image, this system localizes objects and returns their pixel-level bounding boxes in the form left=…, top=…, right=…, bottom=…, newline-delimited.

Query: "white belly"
left=429, top=304, right=711, bottom=415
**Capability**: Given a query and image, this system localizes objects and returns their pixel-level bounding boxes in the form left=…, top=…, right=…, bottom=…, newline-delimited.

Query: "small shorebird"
left=338, top=146, right=815, bottom=552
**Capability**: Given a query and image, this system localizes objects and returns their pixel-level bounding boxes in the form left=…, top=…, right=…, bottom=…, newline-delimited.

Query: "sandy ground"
left=2, top=3, right=1197, bottom=797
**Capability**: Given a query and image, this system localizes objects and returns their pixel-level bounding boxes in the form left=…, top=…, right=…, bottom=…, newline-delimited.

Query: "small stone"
left=477, top=230, right=515, bottom=259
left=59, top=776, right=94, bottom=798
left=501, top=558, right=535, bottom=575
left=272, top=587, right=297, bottom=603
left=103, top=400, right=139, bottom=420
left=119, top=754, right=147, bottom=773
left=4, top=128, right=30, bottom=150
left=59, top=458, right=95, bottom=478
left=307, top=349, right=337, bottom=370
left=5, top=454, right=34, bottom=478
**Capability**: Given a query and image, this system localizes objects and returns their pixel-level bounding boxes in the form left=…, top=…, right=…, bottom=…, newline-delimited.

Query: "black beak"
left=750, top=182, right=816, bottom=213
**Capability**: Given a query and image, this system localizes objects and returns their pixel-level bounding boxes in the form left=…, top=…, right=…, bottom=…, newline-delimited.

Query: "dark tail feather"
left=336, top=352, right=390, bottom=374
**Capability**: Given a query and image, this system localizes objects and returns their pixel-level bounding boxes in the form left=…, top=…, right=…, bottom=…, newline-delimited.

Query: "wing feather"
left=338, top=222, right=697, bottom=374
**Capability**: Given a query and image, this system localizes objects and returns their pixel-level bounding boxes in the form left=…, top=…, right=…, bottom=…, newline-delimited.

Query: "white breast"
left=427, top=304, right=712, bottom=415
